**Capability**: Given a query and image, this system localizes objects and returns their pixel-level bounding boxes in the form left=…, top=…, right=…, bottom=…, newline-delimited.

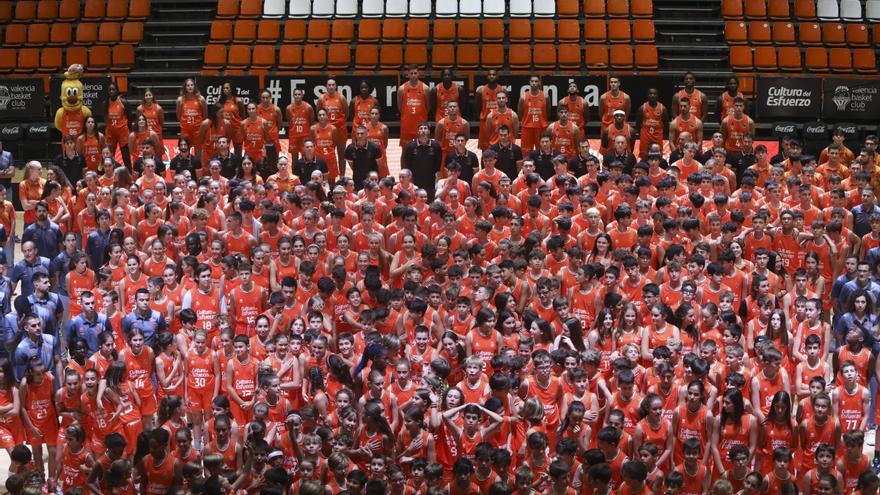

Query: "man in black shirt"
left=602, top=135, right=637, bottom=175
left=294, top=139, right=328, bottom=183
left=402, top=123, right=442, bottom=200
left=734, top=133, right=757, bottom=180
left=528, top=135, right=556, bottom=180
left=345, top=126, right=383, bottom=190
left=444, top=133, right=478, bottom=187
left=54, top=135, right=86, bottom=185
left=168, top=136, right=201, bottom=179
left=489, top=125, right=523, bottom=179
left=569, top=140, right=593, bottom=178
left=212, top=136, right=241, bottom=179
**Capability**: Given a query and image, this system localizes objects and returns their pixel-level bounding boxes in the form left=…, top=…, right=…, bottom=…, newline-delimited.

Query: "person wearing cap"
left=402, top=123, right=442, bottom=201
left=445, top=133, right=479, bottom=187
left=600, top=110, right=633, bottom=157
left=528, top=135, right=556, bottom=181
left=489, top=124, right=523, bottom=180
left=344, top=125, right=383, bottom=191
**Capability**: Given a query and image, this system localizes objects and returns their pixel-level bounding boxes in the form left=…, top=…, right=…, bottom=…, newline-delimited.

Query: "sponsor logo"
left=805, top=125, right=826, bottom=134
left=833, top=86, right=851, bottom=111
left=0, top=86, right=9, bottom=111
left=764, top=85, right=814, bottom=107
left=774, top=125, right=795, bottom=133
left=838, top=126, right=857, bottom=134
left=1, top=126, right=20, bottom=136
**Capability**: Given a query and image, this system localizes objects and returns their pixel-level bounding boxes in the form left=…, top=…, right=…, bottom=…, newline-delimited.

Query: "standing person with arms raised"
left=518, top=75, right=549, bottom=153
left=599, top=75, right=631, bottom=137
left=285, top=87, right=315, bottom=161
left=317, top=79, right=349, bottom=173
left=398, top=65, right=431, bottom=149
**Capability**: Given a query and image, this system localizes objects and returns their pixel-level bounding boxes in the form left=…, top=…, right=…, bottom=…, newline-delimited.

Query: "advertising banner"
left=196, top=75, right=262, bottom=106
left=0, top=78, right=45, bottom=121
left=823, top=78, right=880, bottom=121
left=756, top=77, right=821, bottom=119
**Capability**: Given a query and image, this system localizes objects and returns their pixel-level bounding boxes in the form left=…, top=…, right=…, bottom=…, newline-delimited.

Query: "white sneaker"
left=868, top=428, right=876, bottom=447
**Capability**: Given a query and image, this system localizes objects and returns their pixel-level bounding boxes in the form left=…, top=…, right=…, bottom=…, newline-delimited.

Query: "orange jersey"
left=242, top=117, right=267, bottom=161
left=366, top=122, right=387, bottom=151
left=479, top=84, right=502, bottom=120
left=720, top=91, right=744, bottom=118
left=188, top=287, right=222, bottom=340
left=321, top=92, right=347, bottom=129
left=724, top=114, right=751, bottom=153
left=230, top=285, right=264, bottom=335
left=257, top=104, right=281, bottom=142
left=180, top=97, right=204, bottom=127
left=549, top=120, right=579, bottom=159
left=107, top=98, right=129, bottom=130
left=435, top=83, right=460, bottom=121
left=352, top=95, right=378, bottom=129
left=439, top=116, right=468, bottom=153
left=286, top=102, right=314, bottom=138
left=60, top=108, right=87, bottom=137
left=488, top=108, right=515, bottom=145
left=223, top=99, right=242, bottom=133
left=601, top=91, right=628, bottom=130
left=140, top=103, right=163, bottom=137
left=677, top=89, right=704, bottom=117
left=561, top=95, right=586, bottom=129
left=400, top=83, right=429, bottom=131
left=313, top=124, right=337, bottom=165
left=81, top=134, right=102, bottom=170
left=521, top=90, right=548, bottom=129
left=672, top=115, right=699, bottom=146
left=639, top=102, right=665, bottom=146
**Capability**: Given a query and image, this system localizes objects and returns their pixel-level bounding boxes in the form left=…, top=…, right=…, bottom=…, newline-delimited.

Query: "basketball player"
left=475, top=69, right=504, bottom=150
left=518, top=75, right=549, bottom=153
left=485, top=92, right=519, bottom=147
left=669, top=99, right=704, bottom=149
left=432, top=68, right=461, bottom=122
left=717, top=76, right=745, bottom=122
left=316, top=79, right=349, bottom=175
left=599, top=75, right=631, bottom=135
left=397, top=65, right=431, bottom=149
left=720, top=97, right=755, bottom=157
left=286, top=87, right=315, bottom=160
left=435, top=101, right=470, bottom=168
left=635, top=88, right=668, bottom=158
left=559, top=81, right=589, bottom=138
left=544, top=107, right=581, bottom=160
left=672, top=72, right=708, bottom=121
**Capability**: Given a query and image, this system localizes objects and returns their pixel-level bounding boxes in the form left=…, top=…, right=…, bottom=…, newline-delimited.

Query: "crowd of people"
left=0, top=67, right=879, bottom=495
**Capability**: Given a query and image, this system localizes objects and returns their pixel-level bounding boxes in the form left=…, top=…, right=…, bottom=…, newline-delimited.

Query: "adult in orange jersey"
left=672, top=72, right=708, bottom=121
left=599, top=75, right=631, bottom=135
left=311, top=108, right=340, bottom=182
left=175, top=78, right=208, bottom=158
left=435, top=101, right=470, bottom=167
left=544, top=106, right=581, bottom=161
left=559, top=81, right=589, bottom=136
left=76, top=117, right=105, bottom=173
left=182, top=263, right=226, bottom=343
left=317, top=79, right=349, bottom=172
left=669, top=98, right=704, bottom=149
left=432, top=68, right=461, bottom=122
left=720, top=97, right=755, bottom=157
left=105, top=82, right=131, bottom=170
left=485, top=91, right=520, bottom=147
left=137, top=88, right=164, bottom=147
left=398, top=65, right=431, bottom=149
left=241, top=102, right=269, bottom=166
left=350, top=79, right=379, bottom=133
left=128, top=114, right=162, bottom=168
left=257, top=89, right=283, bottom=167
left=198, top=105, right=232, bottom=166
left=601, top=110, right=634, bottom=156
left=285, top=87, right=315, bottom=160
left=635, top=88, right=668, bottom=158
left=365, top=107, right=389, bottom=177
left=716, top=76, right=745, bottom=122
left=517, top=75, right=550, bottom=153
left=218, top=80, right=246, bottom=156
left=475, top=69, right=503, bottom=150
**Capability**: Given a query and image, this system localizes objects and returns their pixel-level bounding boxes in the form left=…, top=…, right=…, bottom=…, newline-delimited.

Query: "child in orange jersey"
left=677, top=437, right=709, bottom=495
left=831, top=359, right=871, bottom=433
left=633, top=394, right=674, bottom=470
left=838, top=430, right=869, bottom=494
left=20, top=357, right=60, bottom=486
left=617, top=460, right=652, bottom=495
left=57, top=423, right=93, bottom=492
left=800, top=445, right=843, bottom=495
left=545, top=459, right=577, bottom=495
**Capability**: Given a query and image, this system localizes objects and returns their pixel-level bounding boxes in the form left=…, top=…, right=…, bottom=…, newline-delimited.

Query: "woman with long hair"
left=672, top=380, right=713, bottom=466
left=77, top=116, right=105, bottom=172
left=588, top=233, right=613, bottom=267
left=137, top=88, right=164, bottom=146
left=711, top=388, right=757, bottom=477
left=633, top=393, right=674, bottom=469
left=0, top=357, right=23, bottom=453
left=128, top=113, right=161, bottom=166
left=758, top=391, right=796, bottom=472
left=176, top=78, right=207, bottom=157
left=356, top=399, right=395, bottom=463
left=614, top=303, right=648, bottom=355
left=40, top=180, right=71, bottom=232
left=219, top=80, right=246, bottom=155
left=588, top=308, right=616, bottom=380
left=20, top=357, right=60, bottom=484
left=198, top=104, right=232, bottom=166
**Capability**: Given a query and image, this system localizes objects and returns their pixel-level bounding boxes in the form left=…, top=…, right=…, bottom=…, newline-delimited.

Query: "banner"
left=802, top=122, right=830, bottom=156
left=755, top=77, right=821, bottom=119
left=472, top=75, right=606, bottom=122
left=263, top=75, right=400, bottom=126
left=823, top=78, right=880, bottom=121
left=196, top=75, right=261, bottom=106
left=0, top=78, right=45, bottom=121
left=50, top=76, right=111, bottom=121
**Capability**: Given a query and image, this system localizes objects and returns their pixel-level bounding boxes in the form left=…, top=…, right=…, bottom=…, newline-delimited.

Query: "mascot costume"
left=54, top=64, right=91, bottom=138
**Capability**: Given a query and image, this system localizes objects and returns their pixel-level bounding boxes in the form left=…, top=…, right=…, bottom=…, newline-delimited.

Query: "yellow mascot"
left=54, top=64, right=92, bottom=138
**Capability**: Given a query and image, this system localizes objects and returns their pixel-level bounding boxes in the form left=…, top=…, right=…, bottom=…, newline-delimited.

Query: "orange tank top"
left=602, top=91, right=628, bottom=129
left=677, top=89, right=704, bottom=117
left=321, top=93, right=347, bottom=127
left=640, top=102, right=665, bottom=142
left=223, top=99, right=242, bottom=130
left=724, top=115, right=750, bottom=152
left=125, top=349, right=155, bottom=396
left=439, top=116, right=467, bottom=152
left=489, top=108, right=514, bottom=145
left=551, top=121, right=578, bottom=159
left=61, top=108, right=86, bottom=137
left=190, top=287, right=221, bottom=339
left=107, top=98, right=128, bottom=129
left=366, top=122, right=386, bottom=151
left=522, top=90, right=548, bottom=129
left=435, top=83, right=460, bottom=121
left=480, top=85, right=502, bottom=120
left=838, top=384, right=867, bottom=432
left=314, top=124, right=336, bottom=162
left=286, top=102, right=313, bottom=138
left=231, top=285, right=263, bottom=335
left=140, top=104, right=162, bottom=136
left=143, top=454, right=175, bottom=495
left=352, top=95, right=377, bottom=129
left=562, top=95, right=585, bottom=129
left=231, top=358, right=257, bottom=401
left=187, top=350, right=215, bottom=389
left=257, top=104, right=280, bottom=141
left=82, top=134, right=101, bottom=170
left=181, top=97, right=203, bottom=127
left=401, top=83, right=428, bottom=126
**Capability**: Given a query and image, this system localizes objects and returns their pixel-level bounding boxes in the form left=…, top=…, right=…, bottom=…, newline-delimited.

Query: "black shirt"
left=529, top=150, right=556, bottom=181
left=602, top=151, right=637, bottom=175
left=490, top=141, right=523, bottom=179
left=345, top=141, right=383, bottom=189
left=54, top=152, right=85, bottom=185
left=169, top=153, right=202, bottom=178
left=403, top=139, right=442, bottom=199
left=668, top=148, right=685, bottom=164
left=212, top=153, right=241, bottom=179
left=445, top=149, right=479, bottom=186
left=293, top=155, right=328, bottom=182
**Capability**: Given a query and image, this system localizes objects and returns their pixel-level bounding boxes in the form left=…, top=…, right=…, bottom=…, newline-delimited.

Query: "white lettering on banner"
left=764, top=85, right=814, bottom=107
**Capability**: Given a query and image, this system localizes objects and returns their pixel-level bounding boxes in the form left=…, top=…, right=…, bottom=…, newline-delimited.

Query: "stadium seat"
left=239, top=0, right=262, bottom=18
left=535, top=0, right=555, bottom=16
left=405, top=19, right=429, bottom=41
left=767, top=0, right=790, bottom=18
left=360, top=0, right=382, bottom=15
left=846, top=24, right=869, bottom=45
left=307, top=20, right=330, bottom=42
left=558, top=0, right=580, bottom=17
left=725, top=21, right=748, bottom=43
left=354, top=44, right=378, bottom=69
left=0, top=49, right=15, bottom=73
left=730, top=45, right=753, bottom=69
left=302, top=44, right=326, bottom=70
left=217, top=0, right=239, bottom=18
left=39, top=47, right=62, bottom=72
left=584, top=19, right=607, bottom=42
left=14, top=1, right=36, bottom=22
left=608, top=0, right=629, bottom=16
left=75, top=23, right=99, bottom=45
left=534, top=20, right=556, bottom=41
left=58, top=0, right=80, bottom=20
left=510, top=0, right=533, bottom=17
left=722, top=0, right=743, bottom=18
left=4, top=24, right=25, bottom=46
left=327, top=44, right=350, bottom=70
left=121, top=22, right=144, bottom=44
left=558, top=20, right=581, bottom=42
left=482, top=44, right=504, bottom=67
left=211, top=20, right=233, bottom=41
left=98, top=22, right=121, bottom=44
left=483, top=19, right=505, bottom=41
left=633, top=19, right=654, bottom=42
left=83, top=0, right=105, bottom=19
left=794, top=0, right=817, bottom=19
left=258, top=19, right=282, bottom=42
left=226, top=44, right=251, bottom=70
left=386, top=0, right=408, bottom=16
left=263, top=0, right=285, bottom=18
left=772, top=21, right=795, bottom=44
left=799, top=22, right=822, bottom=45
left=358, top=19, right=380, bottom=41
left=288, top=0, right=311, bottom=18
left=749, top=21, right=772, bottom=44
left=830, top=47, right=853, bottom=71
left=404, top=43, right=427, bottom=66
left=377, top=43, right=401, bottom=69
left=584, top=0, right=605, bottom=17
left=106, top=0, right=128, bottom=20
left=805, top=46, right=829, bottom=70
left=433, top=19, right=456, bottom=42
left=111, top=44, right=134, bottom=70
left=508, top=44, right=532, bottom=69
left=66, top=46, right=87, bottom=65
left=89, top=45, right=111, bottom=69
left=129, top=0, right=150, bottom=20
left=49, top=23, right=73, bottom=46
left=840, top=0, right=862, bottom=20
left=778, top=46, right=802, bottom=69
left=432, top=44, right=455, bottom=68
left=437, top=0, right=459, bottom=17
left=252, top=50, right=276, bottom=71
left=534, top=44, right=556, bottom=69
left=610, top=44, right=633, bottom=69
left=36, top=0, right=57, bottom=20
left=457, top=44, right=480, bottom=69
left=312, top=0, right=334, bottom=18
left=745, top=0, right=767, bottom=18
left=234, top=20, right=257, bottom=41
left=822, top=23, right=846, bottom=46
left=326, top=19, right=352, bottom=42
left=16, top=48, right=39, bottom=73
left=608, top=20, right=632, bottom=41
left=30, top=24, right=52, bottom=46
left=0, top=2, right=10, bottom=22
left=458, top=19, right=481, bottom=41
left=632, top=0, right=652, bottom=17
left=278, top=44, right=302, bottom=69
left=817, top=0, right=839, bottom=19
left=509, top=19, right=532, bottom=42
left=754, top=46, right=777, bottom=70
left=868, top=0, right=880, bottom=21
left=635, top=45, right=657, bottom=69
left=854, top=48, right=876, bottom=72
left=459, top=0, right=481, bottom=16
left=410, top=0, right=432, bottom=16
left=558, top=44, right=582, bottom=68
left=284, top=20, right=306, bottom=42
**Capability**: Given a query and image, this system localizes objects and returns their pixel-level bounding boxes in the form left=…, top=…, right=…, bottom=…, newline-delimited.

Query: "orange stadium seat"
left=129, top=0, right=151, bottom=20
left=558, top=44, right=582, bottom=69
left=58, top=0, right=80, bottom=19
left=799, top=22, right=822, bottom=45
left=0, top=48, right=15, bottom=73
left=482, top=44, right=504, bottom=68
left=49, top=23, right=73, bottom=45
left=106, top=0, right=129, bottom=20
left=457, top=44, right=480, bottom=69
left=633, top=20, right=655, bottom=42
left=228, top=45, right=253, bottom=71
left=584, top=19, right=607, bottom=42
left=284, top=20, right=306, bottom=42
left=854, top=48, right=877, bottom=72
left=534, top=19, right=556, bottom=42
left=730, top=45, right=753, bottom=69
left=234, top=20, right=257, bottom=41
left=239, top=0, right=262, bottom=18
left=754, top=46, right=777, bottom=70
left=508, top=19, right=531, bottom=42
left=768, top=0, right=790, bottom=18
left=778, top=46, right=802, bottom=70
left=278, top=45, right=302, bottom=70
left=635, top=44, right=658, bottom=69
left=327, top=44, right=350, bottom=70
left=433, top=19, right=456, bottom=42
left=458, top=20, right=481, bottom=42
left=822, top=23, right=846, bottom=46
left=211, top=20, right=233, bottom=41
left=608, top=20, right=631, bottom=42
left=121, top=22, right=144, bottom=44
left=432, top=44, right=455, bottom=69
left=830, top=47, right=852, bottom=72
left=217, top=0, right=238, bottom=19
left=483, top=19, right=504, bottom=41
left=632, top=0, right=653, bottom=17
left=89, top=45, right=111, bottom=69
left=0, top=2, right=9, bottom=22
left=610, top=44, right=633, bottom=69
left=584, top=0, right=605, bottom=17
left=14, top=1, right=36, bottom=22
left=203, top=44, right=226, bottom=70
left=83, top=0, right=105, bottom=19
left=302, top=45, right=326, bottom=70
left=406, top=19, right=429, bottom=41
left=722, top=0, right=743, bottom=18
left=805, top=46, right=829, bottom=71
left=259, top=20, right=282, bottom=42
left=533, top=43, right=556, bottom=69
left=27, top=24, right=50, bottom=46
left=66, top=46, right=87, bottom=65
left=508, top=44, right=531, bottom=69
left=251, top=44, right=275, bottom=70
left=725, top=21, right=748, bottom=43
left=358, top=19, right=381, bottom=41
left=846, top=24, right=869, bottom=46
left=772, top=21, right=796, bottom=44
left=307, top=20, right=330, bottom=42
left=111, top=44, right=134, bottom=70
left=794, top=0, right=817, bottom=19
left=75, top=23, right=98, bottom=45
left=36, top=0, right=57, bottom=20
left=4, top=24, right=26, bottom=46
left=558, top=0, right=580, bottom=17
left=558, top=20, right=580, bottom=42
left=607, top=0, right=629, bottom=17
left=39, top=46, right=62, bottom=71
left=745, top=0, right=767, bottom=18
left=16, top=48, right=40, bottom=73
left=749, top=21, right=772, bottom=44
left=381, top=19, right=404, bottom=41
left=405, top=44, right=428, bottom=66
left=585, top=44, right=609, bottom=69
left=355, top=44, right=378, bottom=70
left=98, top=22, right=121, bottom=44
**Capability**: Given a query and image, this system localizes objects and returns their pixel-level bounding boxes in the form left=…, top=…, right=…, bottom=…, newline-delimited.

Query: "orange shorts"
left=289, top=136, right=308, bottom=157
left=330, top=123, right=347, bottom=145
left=136, top=390, right=159, bottom=416
left=0, top=424, right=15, bottom=449
left=521, top=127, right=543, bottom=152
left=229, top=399, right=254, bottom=426
left=122, top=418, right=142, bottom=455
left=186, top=386, right=214, bottom=414
left=26, top=418, right=59, bottom=446
left=478, top=124, right=491, bottom=150
left=105, top=126, right=129, bottom=148
left=180, top=124, right=201, bottom=147
left=400, top=130, right=418, bottom=148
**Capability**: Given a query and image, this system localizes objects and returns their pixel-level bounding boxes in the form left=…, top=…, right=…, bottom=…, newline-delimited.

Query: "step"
left=146, top=32, right=208, bottom=43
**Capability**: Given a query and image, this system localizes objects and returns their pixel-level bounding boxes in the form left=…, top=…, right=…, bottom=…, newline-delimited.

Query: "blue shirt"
left=835, top=311, right=878, bottom=345
left=839, top=279, right=880, bottom=310
left=66, top=312, right=112, bottom=354
left=0, top=313, right=16, bottom=360
left=28, top=292, right=63, bottom=339
left=13, top=333, right=60, bottom=381
left=121, top=309, right=167, bottom=346
left=11, top=256, right=51, bottom=298
left=50, top=250, right=78, bottom=296
left=85, top=228, right=112, bottom=269
left=852, top=203, right=880, bottom=237
left=22, top=221, right=64, bottom=260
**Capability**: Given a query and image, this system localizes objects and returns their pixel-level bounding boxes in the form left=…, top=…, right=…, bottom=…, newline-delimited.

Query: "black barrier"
left=196, top=75, right=262, bottom=106
left=756, top=77, right=821, bottom=120
left=473, top=75, right=606, bottom=123
left=823, top=78, right=880, bottom=121
left=772, top=122, right=800, bottom=141
left=50, top=76, right=111, bottom=121
left=0, top=124, right=24, bottom=142
left=833, top=122, right=861, bottom=153
left=263, top=75, right=400, bottom=124
left=0, top=78, right=45, bottom=121
left=802, top=122, right=830, bottom=156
